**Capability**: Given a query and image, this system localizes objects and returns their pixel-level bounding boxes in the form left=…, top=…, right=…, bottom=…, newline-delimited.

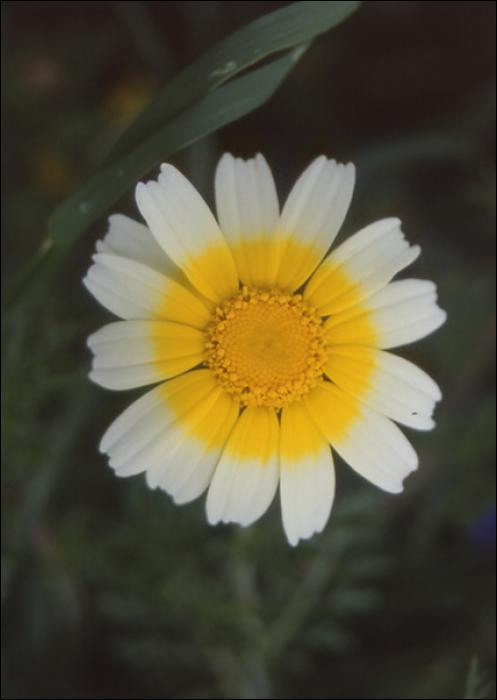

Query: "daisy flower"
left=84, top=153, right=446, bottom=546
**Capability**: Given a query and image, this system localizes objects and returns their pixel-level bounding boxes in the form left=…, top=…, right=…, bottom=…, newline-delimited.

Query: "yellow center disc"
left=205, top=287, right=326, bottom=409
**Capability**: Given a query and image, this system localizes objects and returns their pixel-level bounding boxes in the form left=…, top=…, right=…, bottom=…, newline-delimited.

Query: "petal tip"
left=286, top=533, right=299, bottom=547
left=134, top=181, right=149, bottom=207
left=206, top=498, right=220, bottom=526
left=158, top=162, right=183, bottom=183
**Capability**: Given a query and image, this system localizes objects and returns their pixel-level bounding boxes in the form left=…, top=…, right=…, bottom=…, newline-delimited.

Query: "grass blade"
left=102, top=1, right=361, bottom=166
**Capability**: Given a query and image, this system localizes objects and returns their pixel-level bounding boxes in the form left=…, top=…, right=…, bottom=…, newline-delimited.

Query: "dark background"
left=2, top=2, right=495, bottom=698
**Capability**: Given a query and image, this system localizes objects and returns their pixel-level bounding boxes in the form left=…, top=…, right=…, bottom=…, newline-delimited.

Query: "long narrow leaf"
left=2, top=44, right=308, bottom=313
left=48, top=44, right=308, bottom=246
left=102, top=1, right=361, bottom=167
left=3, top=1, right=362, bottom=312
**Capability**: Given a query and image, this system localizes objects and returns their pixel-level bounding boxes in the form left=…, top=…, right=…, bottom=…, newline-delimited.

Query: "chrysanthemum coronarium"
left=84, top=153, right=446, bottom=545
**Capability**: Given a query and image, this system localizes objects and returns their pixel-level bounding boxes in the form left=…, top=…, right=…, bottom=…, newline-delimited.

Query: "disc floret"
left=205, top=287, right=326, bottom=409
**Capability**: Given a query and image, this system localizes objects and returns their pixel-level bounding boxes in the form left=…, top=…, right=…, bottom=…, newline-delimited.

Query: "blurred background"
left=1, top=2, right=495, bottom=698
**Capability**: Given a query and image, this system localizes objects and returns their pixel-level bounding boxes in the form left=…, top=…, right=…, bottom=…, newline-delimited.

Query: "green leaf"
left=3, top=1, right=362, bottom=313
left=48, top=43, right=309, bottom=247
left=102, top=0, right=361, bottom=167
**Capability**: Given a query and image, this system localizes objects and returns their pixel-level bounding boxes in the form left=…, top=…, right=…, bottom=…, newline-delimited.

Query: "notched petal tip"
left=88, top=368, right=103, bottom=387
left=343, top=159, right=356, bottom=178
left=86, top=329, right=98, bottom=350
left=134, top=180, right=147, bottom=200
left=159, top=161, right=182, bottom=175
left=410, top=244, right=422, bottom=262
left=134, top=179, right=163, bottom=214
left=437, top=308, right=448, bottom=328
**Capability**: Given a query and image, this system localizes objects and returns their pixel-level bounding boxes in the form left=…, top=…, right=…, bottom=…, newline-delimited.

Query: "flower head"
left=84, top=154, right=446, bottom=545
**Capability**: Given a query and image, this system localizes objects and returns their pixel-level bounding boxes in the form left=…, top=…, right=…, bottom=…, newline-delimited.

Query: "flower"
left=84, top=153, right=446, bottom=546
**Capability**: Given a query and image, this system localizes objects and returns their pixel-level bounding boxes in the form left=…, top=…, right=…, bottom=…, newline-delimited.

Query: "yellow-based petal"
left=276, top=157, right=355, bottom=291
left=324, top=300, right=380, bottom=347
left=304, top=383, right=418, bottom=494
left=97, top=214, right=183, bottom=280
left=98, top=214, right=210, bottom=302
left=304, top=218, right=420, bottom=315
left=135, top=164, right=239, bottom=302
left=280, top=402, right=335, bottom=546
left=100, top=370, right=238, bottom=504
left=215, top=153, right=281, bottom=288
left=324, top=345, right=442, bottom=430
left=146, top=381, right=239, bottom=503
left=206, top=406, right=280, bottom=527
left=325, top=279, right=446, bottom=349
left=363, top=279, right=447, bottom=348
left=84, top=253, right=212, bottom=328
left=88, top=320, right=205, bottom=390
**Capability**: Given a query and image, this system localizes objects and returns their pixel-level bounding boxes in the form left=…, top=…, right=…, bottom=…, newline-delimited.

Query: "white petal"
left=305, top=383, right=418, bottom=494
left=206, top=406, right=280, bottom=527
left=325, top=279, right=447, bottom=348
left=100, top=371, right=238, bottom=505
left=100, top=381, right=168, bottom=463
left=83, top=253, right=211, bottom=327
left=135, top=164, right=238, bottom=301
left=215, top=153, right=281, bottom=287
left=277, top=157, right=355, bottom=291
left=153, top=392, right=238, bottom=505
left=280, top=402, right=335, bottom=546
left=305, top=218, right=420, bottom=314
left=338, top=408, right=418, bottom=492
left=104, top=371, right=213, bottom=469
left=96, top=213, right=181, bottom=279
left=88, top=320, right=205, bottom=390
left=324, top=346, right=442, bottom=431
left=366, top=279, right=447, bottom=348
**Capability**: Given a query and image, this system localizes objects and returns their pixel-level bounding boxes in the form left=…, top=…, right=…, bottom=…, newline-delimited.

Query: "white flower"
left=84, top=154, right=446, bottom=545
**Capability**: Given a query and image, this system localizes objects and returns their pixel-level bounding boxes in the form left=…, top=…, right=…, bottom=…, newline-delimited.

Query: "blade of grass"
left=48, top=43, right=309, bottom=247
left=2, top=44, right=308, bottom=312
left=3, top=1, right=362, bottom=312
left=102, top=0, right=361, bottom=167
